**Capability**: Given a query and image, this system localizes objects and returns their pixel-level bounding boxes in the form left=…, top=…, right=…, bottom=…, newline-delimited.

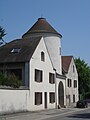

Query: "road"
left=43, top=108, right=90, bottom=120
left=0, top=108, right=90, bottom=120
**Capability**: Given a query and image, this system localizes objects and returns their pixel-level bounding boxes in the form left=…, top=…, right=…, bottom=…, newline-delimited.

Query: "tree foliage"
left=75, top=58, right=90, bottom=95
left=0, top=26, right=7, bottom=45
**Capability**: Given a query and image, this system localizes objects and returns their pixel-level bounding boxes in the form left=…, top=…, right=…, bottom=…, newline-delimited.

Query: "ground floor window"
left=35, top=92, right=42, bottom=105
left=49, top=92, right=55, bottom=103
left=73, top=94, right=75, bottom=103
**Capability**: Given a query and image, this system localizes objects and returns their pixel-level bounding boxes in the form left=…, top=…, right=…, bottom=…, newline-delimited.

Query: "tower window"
left=59, top=47, right=61, bottom=55
left=41, top=51, right=45, bottom=61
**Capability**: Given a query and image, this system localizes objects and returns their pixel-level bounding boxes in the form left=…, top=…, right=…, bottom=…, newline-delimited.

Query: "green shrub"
left=0, top=73, right=6, bottom=85
left=7, top=73, right=21, bottom=88
left=0, top=73, right=21, bottom=88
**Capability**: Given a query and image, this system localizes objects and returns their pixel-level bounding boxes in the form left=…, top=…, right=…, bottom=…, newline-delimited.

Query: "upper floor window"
left=74, top=80, right=77, bottom=88
left=49, top=73, right=55, bottom=84
left=35, top=69, right=43, bottom=82
left=73, top=65, right=75, bottom=72
left=67, top=79, right=72, bottom=87
left=41, top=51, right=45, bottom=62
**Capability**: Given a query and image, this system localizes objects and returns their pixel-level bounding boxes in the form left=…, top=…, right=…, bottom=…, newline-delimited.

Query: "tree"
left=75, top=58, right=90, bottom=97
left=0, top=26, right=7, bottom=45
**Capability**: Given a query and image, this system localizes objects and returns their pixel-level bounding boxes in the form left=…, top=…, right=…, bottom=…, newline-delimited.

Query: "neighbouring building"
left=0, top=18, right=78, bottom=114
left=62, top=56, right=78, bottom=107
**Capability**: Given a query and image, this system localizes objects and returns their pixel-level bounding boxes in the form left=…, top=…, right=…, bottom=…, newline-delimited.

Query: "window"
left=49, top=73, right=55, bottom=84
left=59, top=47, right=61, bottom=55
left=49, top=92, right=55, bottom=103
left=41, top=51, right=45, bottom=61
left=70, top=79, right=72, bottom=87
left=35, top=92, right=42, bottom=105
left=73, top=94, right=75, bottom=103
left=73, top=65, right=75, bottom=72
left=35, top=69, right=43, bottom=82
left=74, top=80, right=77, bottom=88
left=11, top=48, right=21, bottom=53
left=67, top=79, right=72, bottom=87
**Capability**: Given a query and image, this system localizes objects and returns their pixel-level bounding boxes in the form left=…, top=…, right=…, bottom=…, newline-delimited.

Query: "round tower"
left=22, top=18, right=62, bottom=74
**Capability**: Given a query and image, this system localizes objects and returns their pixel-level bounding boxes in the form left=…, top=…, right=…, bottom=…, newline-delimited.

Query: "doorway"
left=58, top=81, right=64, bottom=107
left=44, top=92, right=47, bottom=109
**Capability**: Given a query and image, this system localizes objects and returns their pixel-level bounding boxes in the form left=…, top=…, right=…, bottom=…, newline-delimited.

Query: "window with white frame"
left=41, top=51, right=45, bottom=62
left=49, top=73, right=55, bottom=84
left=74, top=80, right=77, bottom=88
left=67, top=79, right=72, bottom=87
left=35, top=92, right=42, bottom=105
left=35, top=69, right=43, bottom=82
left=49, top=92, right=55, bottom=103
left=73, top=94, right=75, bottom=103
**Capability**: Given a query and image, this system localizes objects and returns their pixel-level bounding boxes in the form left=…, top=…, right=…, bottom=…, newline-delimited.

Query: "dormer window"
left=11, top=48, right=21, bottom=53
left=41, top=51, right=45, bottom=62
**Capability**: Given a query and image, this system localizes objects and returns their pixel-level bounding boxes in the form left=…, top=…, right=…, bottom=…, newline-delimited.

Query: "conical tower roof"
left=22, top=18, right=62, bottom=38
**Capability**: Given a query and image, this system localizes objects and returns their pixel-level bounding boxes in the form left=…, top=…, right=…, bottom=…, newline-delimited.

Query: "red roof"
left=62, top=56, right=73, bottom=73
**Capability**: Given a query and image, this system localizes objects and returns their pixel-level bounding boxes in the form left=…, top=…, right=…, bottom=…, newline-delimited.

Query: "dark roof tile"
left=22, top=18, right=62, bottom=38
left=0, top=36, right=41, bottom=63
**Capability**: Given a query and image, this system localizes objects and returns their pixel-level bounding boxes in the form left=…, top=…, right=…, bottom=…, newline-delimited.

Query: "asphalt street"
left=0, top=107, right=90, bottom=120
left=43, top=108, right=90, bottom=120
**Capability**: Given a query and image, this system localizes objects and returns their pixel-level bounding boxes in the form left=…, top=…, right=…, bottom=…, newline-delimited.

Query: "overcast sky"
left=1, top=0, right=90, bottom=65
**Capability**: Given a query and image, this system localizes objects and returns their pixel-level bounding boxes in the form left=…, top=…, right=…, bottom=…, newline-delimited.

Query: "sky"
left=1, top=0, right=90, bottom=66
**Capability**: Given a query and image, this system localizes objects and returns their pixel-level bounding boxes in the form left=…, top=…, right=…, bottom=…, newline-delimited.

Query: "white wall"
left=0, top=89, right=30, bottom=115
left=44, top=35, right=62, bottom=74
left=28, top=32, right=62, bottom=74
left=30, top=37, right=55, bottom=111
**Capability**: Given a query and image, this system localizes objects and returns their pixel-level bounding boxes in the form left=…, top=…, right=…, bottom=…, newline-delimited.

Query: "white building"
left=0, top=18, right=78, bottom=114
left=62, top=56, right=78, bottom=107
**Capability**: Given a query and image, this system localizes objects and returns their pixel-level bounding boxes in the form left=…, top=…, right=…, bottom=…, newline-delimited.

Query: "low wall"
left=0, top=89, right=30, bottom=115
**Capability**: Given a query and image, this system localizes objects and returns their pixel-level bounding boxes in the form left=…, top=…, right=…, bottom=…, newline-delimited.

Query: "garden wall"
left=0, top=89, right=30, bottom=115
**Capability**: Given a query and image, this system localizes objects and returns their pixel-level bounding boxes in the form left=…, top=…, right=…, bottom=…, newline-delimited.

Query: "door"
left=44, top=92, right=47, bottom=109
left=58, top=81, right=64, bottom=107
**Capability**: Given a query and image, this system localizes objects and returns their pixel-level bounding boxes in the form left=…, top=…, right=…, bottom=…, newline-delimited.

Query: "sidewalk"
left=0, top=107, right=90, bottom=120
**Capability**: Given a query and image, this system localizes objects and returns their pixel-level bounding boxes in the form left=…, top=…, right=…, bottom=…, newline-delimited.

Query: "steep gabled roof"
left=62, top=56, right=73, bottom=73
left=22, top=18, right=62, bottom=38
left=0, top=36, right=41, bottom=63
